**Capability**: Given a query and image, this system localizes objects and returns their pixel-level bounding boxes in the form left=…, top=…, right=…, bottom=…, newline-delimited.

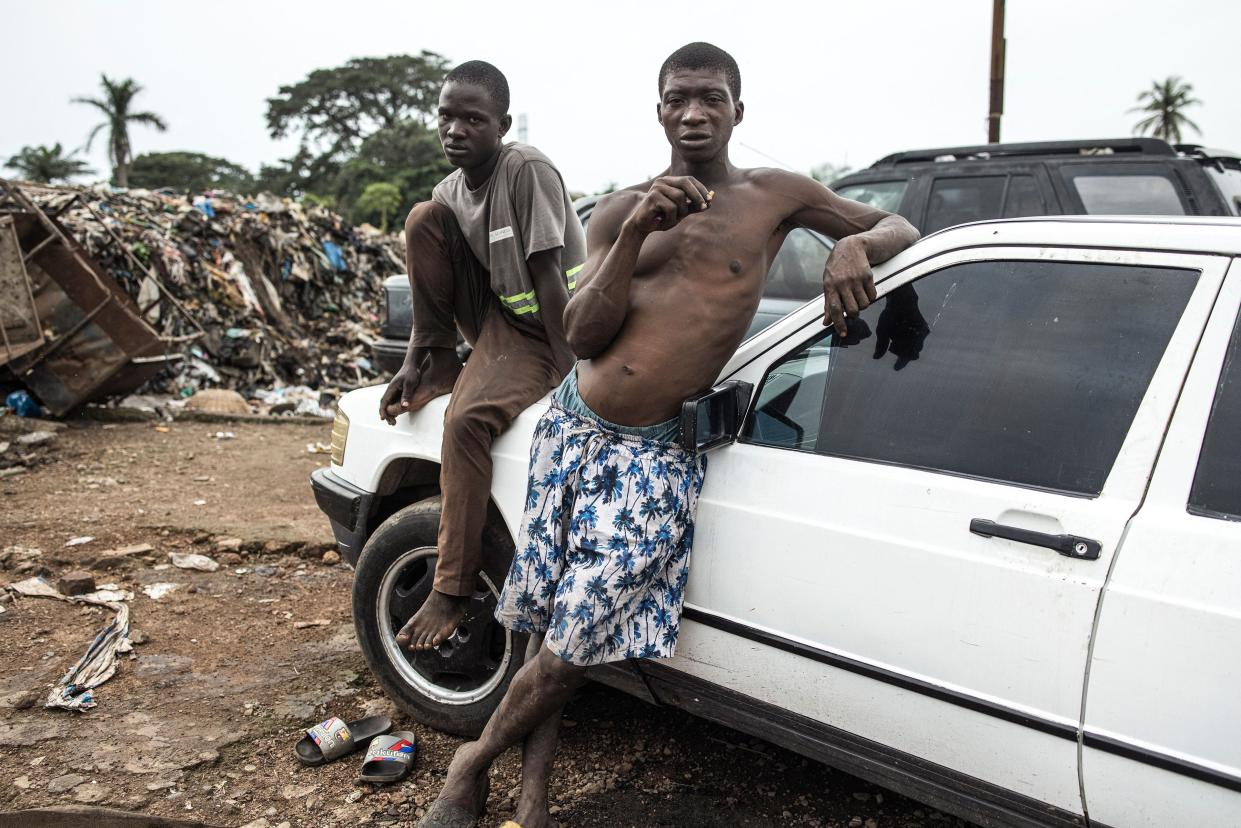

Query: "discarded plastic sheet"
left=169, top=552, right=219, bottom=572
left=141, top=582, right=180, bottom=600
left=5, top=576, right=132, bottom=711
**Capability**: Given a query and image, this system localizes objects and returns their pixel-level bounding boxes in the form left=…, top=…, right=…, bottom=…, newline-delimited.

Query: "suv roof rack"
left=870, top=138, right=1175, bottom=168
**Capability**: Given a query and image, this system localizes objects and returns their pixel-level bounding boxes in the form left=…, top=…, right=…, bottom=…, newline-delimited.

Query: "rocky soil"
left=0, top=416, right=975, bottom=828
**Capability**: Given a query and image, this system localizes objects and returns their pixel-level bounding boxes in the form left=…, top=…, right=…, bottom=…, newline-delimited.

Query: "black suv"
left=373, top=138, right=1241, bottom=374
left=829, top=137, right=1241, bottom=235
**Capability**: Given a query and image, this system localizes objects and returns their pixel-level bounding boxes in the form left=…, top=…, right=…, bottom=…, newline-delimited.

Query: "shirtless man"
left=415, top=43, right=919, bottom=828
left=380, top=61, right=582, bottom=653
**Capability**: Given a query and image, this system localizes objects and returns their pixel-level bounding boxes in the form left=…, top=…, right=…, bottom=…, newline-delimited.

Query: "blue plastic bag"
left=5, top=390, right=43, bottom=418
left=322, top=240, right=346, bottom=272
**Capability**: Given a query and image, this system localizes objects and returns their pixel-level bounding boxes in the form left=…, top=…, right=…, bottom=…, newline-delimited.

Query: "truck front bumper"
left=309, top=467, right=375, bottom=566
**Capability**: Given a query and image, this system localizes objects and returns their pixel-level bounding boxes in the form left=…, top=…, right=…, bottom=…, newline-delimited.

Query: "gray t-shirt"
left=432, top=142, right=586, bottom=330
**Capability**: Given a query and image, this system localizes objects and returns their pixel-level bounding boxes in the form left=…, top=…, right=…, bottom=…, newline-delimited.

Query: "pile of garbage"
left=32, top=186, right=406, bottom=400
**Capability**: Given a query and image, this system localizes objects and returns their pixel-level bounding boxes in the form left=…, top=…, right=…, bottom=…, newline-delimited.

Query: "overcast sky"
left=4, top=0, right=1239, bottom=195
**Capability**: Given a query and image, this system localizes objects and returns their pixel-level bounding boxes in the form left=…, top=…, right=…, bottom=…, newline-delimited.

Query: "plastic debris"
left=141, top=582, right=180, bottom=601
left=64, top=536, right=95, bottom=547
left=169, top=552, right=219, bottom=572
left=22, top=185, right=405, bottom=402
left=4, top=390, right=43, bottom=418
left=212, top=431, right=237, bottom=440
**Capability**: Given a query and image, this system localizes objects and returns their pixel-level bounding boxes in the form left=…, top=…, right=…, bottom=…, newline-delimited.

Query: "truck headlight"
left=330, top=408, right=349, bottom=466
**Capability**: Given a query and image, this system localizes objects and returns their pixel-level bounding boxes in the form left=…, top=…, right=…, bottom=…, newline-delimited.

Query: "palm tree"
left=1130, top=76, right=1202, bottom=145
left=4, top=143, right=95, bottom=183
left=72, top=74, right=167, bottom=187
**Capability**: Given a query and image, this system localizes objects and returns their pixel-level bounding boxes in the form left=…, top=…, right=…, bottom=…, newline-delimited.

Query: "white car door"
left=1082, top=258, right=1241, bottom=827
left=670, top=245, right=1229, bottom=819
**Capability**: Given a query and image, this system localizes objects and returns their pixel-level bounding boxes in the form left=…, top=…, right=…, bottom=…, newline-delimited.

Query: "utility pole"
left=987, top=0, right=1006, bottom=143
left=518, top=113, right=528, bottom=144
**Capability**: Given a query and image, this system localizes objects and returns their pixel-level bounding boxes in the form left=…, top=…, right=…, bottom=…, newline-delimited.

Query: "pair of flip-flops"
left=294, top=714, right=417, bottom=783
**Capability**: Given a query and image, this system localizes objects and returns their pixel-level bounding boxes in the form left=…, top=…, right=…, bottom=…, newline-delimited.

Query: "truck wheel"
left=352, top=496, right=525, bottom=737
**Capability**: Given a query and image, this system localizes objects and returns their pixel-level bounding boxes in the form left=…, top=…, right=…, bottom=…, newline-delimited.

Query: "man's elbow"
left=891, top=214, right=921, bottom=245
left=565, top=321, right=607, bottom=360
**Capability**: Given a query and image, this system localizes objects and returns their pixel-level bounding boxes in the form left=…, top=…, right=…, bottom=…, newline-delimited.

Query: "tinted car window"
left=1003, top=175, right=1046, bottom=217
left=765, top=228, right=831, bottom=301
left=745, top=260, right=1198, bottom=495
left=923, top=176, right=1006, bottom=234
left=1204, top=165, right=1241, bottom=216
left=834, top=180, right=908, bottom=213
left=1189, top=310, right=1241, bottom=520
left=1063, top=168, right=1188, bottom=215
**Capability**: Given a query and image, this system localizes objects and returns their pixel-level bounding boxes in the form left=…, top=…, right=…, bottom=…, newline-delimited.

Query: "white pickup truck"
left=311, top=216, right=1241, bottom=828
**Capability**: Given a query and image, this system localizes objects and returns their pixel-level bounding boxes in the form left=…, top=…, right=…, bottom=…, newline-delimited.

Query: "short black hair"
left=444, top=60, right=510, bottom=114
left=658, top=42, right=740, bottom=101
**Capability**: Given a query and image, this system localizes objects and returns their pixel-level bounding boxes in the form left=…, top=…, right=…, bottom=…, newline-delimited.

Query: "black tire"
left=352, top=496, right=526, bottom=737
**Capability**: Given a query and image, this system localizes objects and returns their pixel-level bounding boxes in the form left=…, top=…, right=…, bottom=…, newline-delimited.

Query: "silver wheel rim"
left=375, top=545, right=513, bottom=706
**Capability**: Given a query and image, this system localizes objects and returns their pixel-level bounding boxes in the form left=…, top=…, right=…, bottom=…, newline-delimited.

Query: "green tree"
left=128, top=151, right=254, bottom=193
left=4, top=143, right=94, bottom=183
left=72, top=74, right=167, bottom=187
left=355, top=182, right=402, bottom=231
left=265, top=53, right=449, bottom=181
left=1130, top=76, right=1202, bottom=144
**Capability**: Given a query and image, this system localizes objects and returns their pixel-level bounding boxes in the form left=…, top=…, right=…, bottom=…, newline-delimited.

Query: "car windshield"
left=834, top=180, right=908, bottom=213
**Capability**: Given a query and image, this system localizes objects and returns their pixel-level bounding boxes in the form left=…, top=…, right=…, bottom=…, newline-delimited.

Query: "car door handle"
left=969, top=519, right=1101, bottom=560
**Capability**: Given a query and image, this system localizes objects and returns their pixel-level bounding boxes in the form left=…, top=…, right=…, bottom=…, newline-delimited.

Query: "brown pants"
left=404, top=201, right=566, bottom=597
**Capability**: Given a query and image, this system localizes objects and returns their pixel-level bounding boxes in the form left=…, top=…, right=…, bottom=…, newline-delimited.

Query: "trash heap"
left=33, top=186, right=406, bottom=401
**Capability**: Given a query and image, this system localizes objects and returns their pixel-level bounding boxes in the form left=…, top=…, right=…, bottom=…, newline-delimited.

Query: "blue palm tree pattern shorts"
left=494, top=403, right=707, bottom=666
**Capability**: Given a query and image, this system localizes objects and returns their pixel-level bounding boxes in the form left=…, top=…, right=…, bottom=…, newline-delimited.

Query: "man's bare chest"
left=633, top=207, right=788, bottom=280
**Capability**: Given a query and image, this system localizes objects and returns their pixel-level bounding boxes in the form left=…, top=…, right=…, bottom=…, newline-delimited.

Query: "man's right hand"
left=628, top=176, right=712, bottom=234
left=378, top=360, right=420, bottom=425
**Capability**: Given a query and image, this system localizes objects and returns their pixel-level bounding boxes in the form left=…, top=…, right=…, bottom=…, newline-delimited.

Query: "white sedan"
left=312, top=215, right=1241, bottom=828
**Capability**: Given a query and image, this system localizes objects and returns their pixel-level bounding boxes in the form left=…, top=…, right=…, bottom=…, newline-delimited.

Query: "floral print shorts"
left=494, top=404, right=706, bottom=666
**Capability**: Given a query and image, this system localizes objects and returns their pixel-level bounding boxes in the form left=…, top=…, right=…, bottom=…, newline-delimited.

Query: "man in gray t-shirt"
left=379, top=60, right=585, bottom=651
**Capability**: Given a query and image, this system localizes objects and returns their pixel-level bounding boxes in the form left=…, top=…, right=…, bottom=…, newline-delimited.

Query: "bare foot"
left=379, top=347, right=462, bottom=424
left=429, top=741, right=489, bottom=816
left=397, top=589, right=473, bottom=651
left=404, top=349, right=461, bottom=413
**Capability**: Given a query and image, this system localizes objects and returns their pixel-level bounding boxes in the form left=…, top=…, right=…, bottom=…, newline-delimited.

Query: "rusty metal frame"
left=0, top=178, right=206, bottom=341
left=0, top=215, right=44, bottom=364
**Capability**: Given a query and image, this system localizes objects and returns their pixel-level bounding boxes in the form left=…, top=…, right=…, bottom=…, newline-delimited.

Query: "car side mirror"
left=679, top=380, right=754, bottom=455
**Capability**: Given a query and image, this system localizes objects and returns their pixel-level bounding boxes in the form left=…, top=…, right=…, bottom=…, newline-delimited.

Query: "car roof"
left=868, top=138, right=1177, bottom=168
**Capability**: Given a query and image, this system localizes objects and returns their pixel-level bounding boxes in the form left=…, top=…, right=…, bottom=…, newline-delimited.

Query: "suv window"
left=834, top=180, right=908, bottom=213
left=1060, top=165, right=1189, bottom=215
left=745, top=259, right=1199, bottom=495
left=923, top=176, right=1006, bottom=233
left=1003, top=175, right=1046, bottom=217
left=1188, top=310, right=1241, bottom=520
left=1204, top=165, right=1241, bottom=216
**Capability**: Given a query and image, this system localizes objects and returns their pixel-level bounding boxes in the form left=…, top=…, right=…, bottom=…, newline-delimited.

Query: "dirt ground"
left=0, top=415, right=975, bottom=828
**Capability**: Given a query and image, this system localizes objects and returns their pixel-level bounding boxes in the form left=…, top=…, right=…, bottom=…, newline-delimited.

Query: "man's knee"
left=443, top=404, right=499, bottom=450
left=535, top=646, right=587, bottom=687
left=404, top=200, right=453, bottom=239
